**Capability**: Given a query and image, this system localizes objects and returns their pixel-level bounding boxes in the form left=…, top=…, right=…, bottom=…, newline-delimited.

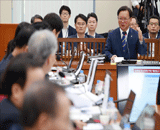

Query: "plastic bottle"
left=123, top=123, right=131, bottom=130
left=95, top=80, right=100, bottom=94
left=120, top=114, right=130, bottom=129
left=108, top=97, right=115, bottom=109
left=78, top=70, right=85, bottom=83
left=95, top=80, right=104, bottom=95
left=107, top=97, right=117, bottom=122
left=63, top=43, right=65, bottom=55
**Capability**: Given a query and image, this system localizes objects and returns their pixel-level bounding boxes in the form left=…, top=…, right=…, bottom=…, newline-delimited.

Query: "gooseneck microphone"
left=56, top=55, right=68, bottom=67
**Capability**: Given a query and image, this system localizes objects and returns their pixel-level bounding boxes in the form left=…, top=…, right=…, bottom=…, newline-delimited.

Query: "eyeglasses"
left=61, top=13, right=69, bottom=16
left=118, top=17, right=130, bottom=22
left=149, top=23, right=159, bottom=26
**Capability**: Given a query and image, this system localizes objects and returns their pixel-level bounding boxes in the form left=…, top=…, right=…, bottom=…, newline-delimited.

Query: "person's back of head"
left=0, top=53, right=44, bottom=108
left=14, top=26, right=35, bottom=49
left=31, top=14, right=43, bottom=24
left=22, top=80, right=73, bottom=130
left=28, top=29, right=57, bottom=74
left=31, top=21, right=52, bottom=31
left=14, top=22, right=31, bottom=38
left=43, top=13, right=63, bottom=37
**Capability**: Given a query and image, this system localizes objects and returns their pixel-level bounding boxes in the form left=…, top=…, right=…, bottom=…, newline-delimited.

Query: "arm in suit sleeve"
left=137, top=39, right=147, bottom=55
left=104, top=34, right=113, bottom=59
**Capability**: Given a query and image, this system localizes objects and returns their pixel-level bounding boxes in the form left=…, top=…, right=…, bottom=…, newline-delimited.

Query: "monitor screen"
left=117, top=65, right=160, bottom=123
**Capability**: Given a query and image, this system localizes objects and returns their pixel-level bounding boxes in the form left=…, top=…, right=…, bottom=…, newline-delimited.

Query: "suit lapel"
left=124, top=28, right=132, bottom=57
left=116, top=28, right=123, bottom=56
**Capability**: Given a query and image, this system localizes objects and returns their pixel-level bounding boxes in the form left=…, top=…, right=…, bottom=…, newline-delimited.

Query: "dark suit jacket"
left=143, top=31, right=160, bottom=39
left=104, top=27, right=147, bottom=60
left=0, top=53, right=13, bottom=80
left=0, top=99, right=20, bottom=130
left=58, top=25, right=77, bottom=38
left=67, top=34, right=93, bottom=50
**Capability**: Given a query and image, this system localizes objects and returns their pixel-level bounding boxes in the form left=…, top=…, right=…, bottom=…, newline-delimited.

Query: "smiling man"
left=104, top=6, right=146, bottom=62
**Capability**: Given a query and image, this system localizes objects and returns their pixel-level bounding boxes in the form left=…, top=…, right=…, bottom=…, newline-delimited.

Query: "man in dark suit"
left=0, top=53, right=44, bottom=130
left=58, top=5, right=76, bottom=38
left=68, top=14, right=93, bottom=53
left=143, top=15, right=160, bottom=39
left=86, top=12, right=104, bottom=54
left=104, top=6, right=147, bottom=62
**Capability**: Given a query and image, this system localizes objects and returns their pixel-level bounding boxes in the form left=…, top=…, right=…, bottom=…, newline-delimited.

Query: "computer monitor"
left=117, top=64, right=160, bottom=123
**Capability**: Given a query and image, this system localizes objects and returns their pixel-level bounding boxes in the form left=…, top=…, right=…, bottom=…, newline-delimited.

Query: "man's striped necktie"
left=122, top=31, right=127, bottom=53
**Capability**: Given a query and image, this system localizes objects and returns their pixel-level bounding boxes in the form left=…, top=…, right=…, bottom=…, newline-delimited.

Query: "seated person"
left=0, top=26, right=35, bottom=79
left=0, top=53, right=44, bottom=130
left=58, top=5, right=76, bottom=38
left=31, top=14, right=43, bottom=24
left=143, top=15, right=160, bottom=39
left=86, top=12, right=104, bottom=54
left=104, top=6, right=146, bottom=62
left=130, top=16, right=143, bottom=44
left=21, top=80, right=74, bottom=130
left=68, top=14, right=93, bottom=53
left=143, top=15, right=160, bottom=57
left=28, top=30, right=58, bottom=75
left=2, top=22, right=30, bottom=61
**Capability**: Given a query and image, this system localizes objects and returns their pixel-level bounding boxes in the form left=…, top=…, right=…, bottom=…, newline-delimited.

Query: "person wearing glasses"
left=58, top=5, right=76, bottom=38
left=143, top=15, right=160, bottom=39
left=104, top=6, right=146, bottom=62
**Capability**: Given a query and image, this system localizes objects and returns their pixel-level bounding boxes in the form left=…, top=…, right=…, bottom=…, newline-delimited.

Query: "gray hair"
left=28, top=29, right=57, bottom=66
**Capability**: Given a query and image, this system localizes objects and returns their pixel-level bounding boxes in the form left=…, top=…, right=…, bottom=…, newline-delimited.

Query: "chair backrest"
left=57, top=38, right=106, bottom=61
left=138, top=38, right=160, bottom=61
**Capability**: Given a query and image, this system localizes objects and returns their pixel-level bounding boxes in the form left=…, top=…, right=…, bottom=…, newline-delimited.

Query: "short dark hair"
left=43, top=13, right=63, bottom=33
left=21, top=80, right=65, bottom=127
left=31, top=14, right=43, bottom=24
left=0, top=53, right=42, bottom=99
left=87, top=12, right=98, bottom=22
left=117, top=6, right=132, bottom=18
left=14, top=26, right=35, bottom=48
left=31, top=21, right=52, bottom=31
left=74, top=14, right=87, bottom=24
left=132, top=16, right=139, bottom=25
left=14, top=22, right=30, bottom=38
left=59, top=5, right=71, bottom=15
left=148, top=15, right=160, bottom=25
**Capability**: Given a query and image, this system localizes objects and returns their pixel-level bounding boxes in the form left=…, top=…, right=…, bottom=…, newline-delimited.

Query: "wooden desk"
left=56, top=61, right=117, bottom=101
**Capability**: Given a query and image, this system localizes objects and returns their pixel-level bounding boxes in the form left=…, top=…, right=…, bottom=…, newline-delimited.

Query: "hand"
left=136, top=27, right=143, bottom=42
left=111, top=55, right=117, bottom=63
left=74, top=120, right=87, bottom=129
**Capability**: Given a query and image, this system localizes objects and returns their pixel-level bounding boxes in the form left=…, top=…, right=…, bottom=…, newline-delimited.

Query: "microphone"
left=58, top=71, right=65, bottom=78
left=125, top=33, right=130, bottom=60
left=56, top=55, right=68, bottom=67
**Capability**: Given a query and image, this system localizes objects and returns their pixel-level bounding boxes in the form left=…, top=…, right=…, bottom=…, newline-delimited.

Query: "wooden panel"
left=138, top=39, right=159, bottom=61
left=0, top=24, right=18, bottom=60
left=57, top=38, right=106, bottom=61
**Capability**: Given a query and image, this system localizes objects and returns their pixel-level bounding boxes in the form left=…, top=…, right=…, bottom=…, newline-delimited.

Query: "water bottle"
left=95, top=80, right=100, bottom=94
left=107, top=97, right=117, bottom=122
left=120, top=114, right=130, bottom=129
left=78, top=70, right=85, bottom=83
left=108, top=97, right=115, bottom=109
left=123, top=123, right=131, bottom=130
left=63, top=43, right=65, bottom=55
